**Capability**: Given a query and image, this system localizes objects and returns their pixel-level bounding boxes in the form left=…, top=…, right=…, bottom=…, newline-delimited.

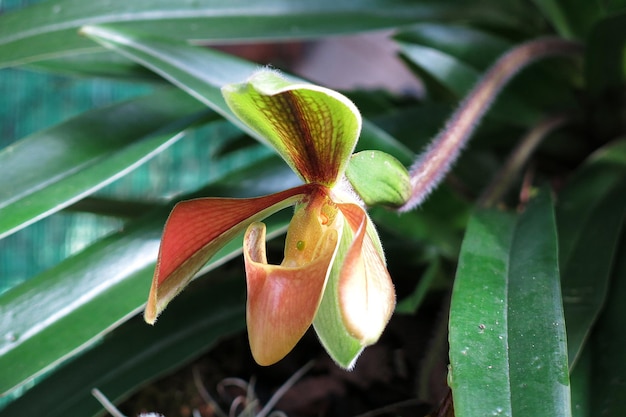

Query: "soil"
left=116, top=293, right=451, bottom=417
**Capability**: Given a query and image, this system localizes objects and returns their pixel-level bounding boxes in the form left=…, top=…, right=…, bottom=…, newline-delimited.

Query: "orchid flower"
left=145, top=70, right=409, bottom=369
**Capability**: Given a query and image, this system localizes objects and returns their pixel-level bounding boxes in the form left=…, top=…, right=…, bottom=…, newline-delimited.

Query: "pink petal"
left=337, top=203, right=396, bottom=344
left=145, top=184, right=315, bottom=324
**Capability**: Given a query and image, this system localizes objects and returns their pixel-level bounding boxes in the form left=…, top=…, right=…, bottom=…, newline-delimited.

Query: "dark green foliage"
left=0, top=0, right=624, bottom=416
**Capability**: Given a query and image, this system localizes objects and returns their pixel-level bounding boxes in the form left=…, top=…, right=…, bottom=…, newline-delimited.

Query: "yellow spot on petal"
left=296, top=240, right=306, bottom=251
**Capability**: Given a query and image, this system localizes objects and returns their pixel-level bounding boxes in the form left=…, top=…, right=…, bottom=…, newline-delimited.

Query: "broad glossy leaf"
left=82, top=26, right=413, bottom=164
left=0, top=88, right=211, bottom=239
left=558, top=141, right=626, bottom=368
left=449, top=208, right=516, bottom=417
left=449, top=190, right=571, bottom=417
left=0, top=0, right=518, bottom=69
left=0, top=270, right=246, bottom=417
left=0, top=156, right=296, bottom=398
left=506, top=190, right=570, bottom=416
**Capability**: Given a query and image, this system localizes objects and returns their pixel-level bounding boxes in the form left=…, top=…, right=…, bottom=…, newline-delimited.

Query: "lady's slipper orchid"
left=145, top=70, right=396, bottom=369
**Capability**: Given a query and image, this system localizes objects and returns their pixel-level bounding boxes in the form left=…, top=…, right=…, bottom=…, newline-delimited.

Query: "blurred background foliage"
left=0, top=0, right=624, bottom=416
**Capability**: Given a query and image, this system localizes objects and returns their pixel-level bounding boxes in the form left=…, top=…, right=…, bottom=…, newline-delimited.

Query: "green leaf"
left=28, top=51, right=162, bottom=80
left=558, top=141, right=626, bottom=369
left=396, top=23, right=583, bottom=127
left=570, top=348, right=591, bottom=417
left=569, top=231, right=626, bottom=417
left=395, top=26, right=577, bottom=126
left=449, top=189, right=571, bottom=417
left=529, top=0, right=603, bottom=39
left=449, top=208, right=516, bottom=416
left=0, top=0, right=518, bottom=69
left=0, top=88, right=211, bottom=239
left=0, top=156, right=295, bottom=399
left=81, top=26, right=413, bottom=166
left=395, top=23, right=517, bottom=70
left=346, top=150, right=411, bottom=207
left=398, top=41, right=482, bottom=100
left=0, top=269, right=246, bottom=417
left=585, top=12, right=626, bottom=96
left=587, top=234, right=626, bottom=415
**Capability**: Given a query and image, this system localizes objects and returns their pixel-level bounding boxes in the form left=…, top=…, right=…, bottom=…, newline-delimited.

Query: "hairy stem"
left=399, top=37, right=583, bottom=212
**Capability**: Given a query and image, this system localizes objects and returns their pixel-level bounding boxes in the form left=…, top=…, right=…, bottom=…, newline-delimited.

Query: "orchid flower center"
left=282, top=188, right=340, bottom=268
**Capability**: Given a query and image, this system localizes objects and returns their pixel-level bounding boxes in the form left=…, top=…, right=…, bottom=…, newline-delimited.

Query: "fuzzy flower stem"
left=398, top=37, right=583, bottom=212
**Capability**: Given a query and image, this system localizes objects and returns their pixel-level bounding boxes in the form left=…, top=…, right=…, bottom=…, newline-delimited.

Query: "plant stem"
left=399, top=37, right=583, bottom=212
left=256, top=360, right=315, bottom=417
left=91, top=388, right=126, bottom=417
left=479, top=114, right=569, bottom=208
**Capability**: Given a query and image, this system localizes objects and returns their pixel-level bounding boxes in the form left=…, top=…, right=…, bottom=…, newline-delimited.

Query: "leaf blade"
left=557, top=141, right=626, bottom=368
left=0, top=89, right=210, bottom=239
left=0, top=156, right=295, bottom=398
left=0, top=0, right=520, bottom=69
left=448, top=208, right=516, bottom=416
left=450, top=190, right=571, bottom=417
left=81, top=25, right=413, bottom=164
left=507, top=190, right=570, bottom=416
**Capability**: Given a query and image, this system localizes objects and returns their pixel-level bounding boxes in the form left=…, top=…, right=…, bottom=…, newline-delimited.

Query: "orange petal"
left=145, top=184, right=315, bottom=324
left=244, top=215, right=340, bottom=365
left=337, top=203, right=396, bottom=344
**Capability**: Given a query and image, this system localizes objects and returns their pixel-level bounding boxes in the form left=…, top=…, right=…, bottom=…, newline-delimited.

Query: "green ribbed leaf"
left=558, top=141, right=626, bottom=369
left=81, top=26, right=413, bottom=163
left=0, top=156, right=296, bottom=400
left=0, top=89, right=211, bottom=239
left=0, top=270, right=245, bottom=417
left=449, top=189, right=571, bottom=417
left=0, top=0, right=518, bottom=69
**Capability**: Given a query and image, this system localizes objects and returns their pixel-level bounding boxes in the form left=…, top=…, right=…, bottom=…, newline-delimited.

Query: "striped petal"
left=145, top=184, right=315, bottom=324
left=222, top=70, right=361, bottom=186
